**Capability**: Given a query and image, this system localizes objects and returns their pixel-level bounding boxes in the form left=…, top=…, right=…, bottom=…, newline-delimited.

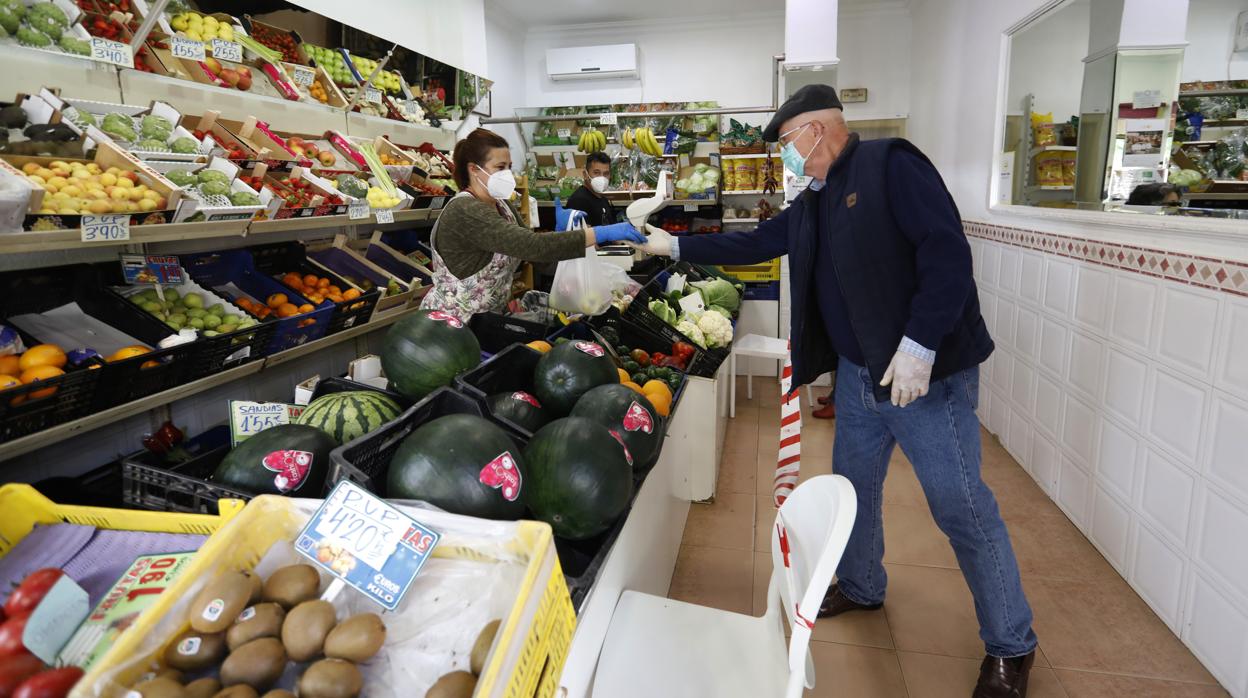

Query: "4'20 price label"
left=81, top=214, right=130, bottom=242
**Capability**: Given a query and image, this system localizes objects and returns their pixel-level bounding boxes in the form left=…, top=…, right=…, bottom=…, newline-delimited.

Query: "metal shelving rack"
left=1020, top=94, right=1077, bottom=205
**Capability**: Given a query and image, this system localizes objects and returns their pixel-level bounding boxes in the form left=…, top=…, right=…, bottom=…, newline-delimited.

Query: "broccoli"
left=0, top=0, right=25, bottom=34
left=16, top=25, right=52, bottom=47
left=228, top=191, right=260, bottom=206
left=335, top=174, right=368, bottom=198
left=197, top=170, right=229, bottom=186
left=58, top=34, right=90, bottom=56
left=199, top=180, right=230, bottom=198
left=164, top=170, right=197, bottom=187
left=101, top=113, right=136, bottom=142
left=169, top=137, right=198, bottom=154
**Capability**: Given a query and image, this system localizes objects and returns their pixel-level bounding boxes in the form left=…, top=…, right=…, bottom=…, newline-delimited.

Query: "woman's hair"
left=1126, top=182, right=1178, bottom=205
left=452, top=128, right=509, bottom=190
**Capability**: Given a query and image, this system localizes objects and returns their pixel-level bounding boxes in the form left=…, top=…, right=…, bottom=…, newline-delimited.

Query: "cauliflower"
left=697, top=310, right=733, bottom=349
left=676, top=319, right=706, bottom=349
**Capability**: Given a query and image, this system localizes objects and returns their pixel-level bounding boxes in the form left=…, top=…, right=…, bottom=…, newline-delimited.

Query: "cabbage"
left=648, top=298, right=677, bottom=326
left=690, top=278, right=740, bottom=313
left=1168, top=169, right=1203, bottom=187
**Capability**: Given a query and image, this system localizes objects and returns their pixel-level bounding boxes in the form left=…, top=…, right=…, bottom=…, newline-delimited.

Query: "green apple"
left=187, top=308, right=206, bottom=318
left=218, top=324, right=237, bottom=333
left=189, top=317, right=205, bottom=329
left=183, top=292, right=204, bottom=309
left=202, top=314, right=221, bottom=329
left=207, top=303, right=225, bottom=316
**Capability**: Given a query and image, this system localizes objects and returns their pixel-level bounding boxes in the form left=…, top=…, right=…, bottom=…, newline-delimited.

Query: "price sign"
left=348, top=201, right=370, bottom=220
left=364, top=87, right=383, bottom=104
left=556, top=128, right=571, bottom=139
left=90, top=37, right=134, bottom=68
left=170, top=35, right=206, bottom=62
left=121, top=255, right=184, bottom=285
left=683, top=203, right=698, bottom=212
left=291, top=66, right=316, bottom=87
left=81, top=214, right=130, bottom=242
left=229, top=401, right=304, bottom=446
left=22, top=577, right=89, bottom=664
left=210, top=39, right=242, bottom=63
left=598, top=113, right=618, bottom=125
left=374, top=207, right=394, bottom=224
left=429, top=196, right=445, bottom=211
left=296, top=481, right=440, bottom=610
left=1237, top=108, right=1248, bottom=120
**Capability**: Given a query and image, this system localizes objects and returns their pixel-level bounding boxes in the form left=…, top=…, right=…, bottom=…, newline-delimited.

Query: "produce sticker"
left=296, top=481, right=440, bottom=611
left=478, top=451, right=521, bottom=501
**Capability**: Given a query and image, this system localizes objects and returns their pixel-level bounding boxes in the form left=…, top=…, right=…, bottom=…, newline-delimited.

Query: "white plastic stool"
left=729, top=334, right=814, bottom=418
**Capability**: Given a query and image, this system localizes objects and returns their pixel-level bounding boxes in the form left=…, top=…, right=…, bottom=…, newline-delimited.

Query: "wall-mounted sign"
left=840, top=88, right=868, bottom=103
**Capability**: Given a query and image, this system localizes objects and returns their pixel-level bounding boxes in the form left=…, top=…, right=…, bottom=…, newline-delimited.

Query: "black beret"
left=763, top=84, right=844, bottom=141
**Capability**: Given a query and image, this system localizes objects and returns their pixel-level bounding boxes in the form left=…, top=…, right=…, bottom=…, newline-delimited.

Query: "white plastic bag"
left=550, top=247, right=614, bottom=316
left=0, top=168, right=34, bottom=234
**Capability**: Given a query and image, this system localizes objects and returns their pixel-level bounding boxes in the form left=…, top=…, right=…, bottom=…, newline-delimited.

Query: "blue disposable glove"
left=553, top=196, right=587, bottom=231
left=594, top=221, right=646, bottom=245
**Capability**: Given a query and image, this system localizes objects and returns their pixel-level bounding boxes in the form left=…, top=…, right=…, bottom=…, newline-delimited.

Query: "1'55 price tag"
left=210, top=39, right=242, bottom=63
left=374, top=208, right=394, bottom=224
left=169, top=35, right=206, bottom=62
left=90, top=37, right=134, bottom=68
left=81, top=214, right=130, bottom=242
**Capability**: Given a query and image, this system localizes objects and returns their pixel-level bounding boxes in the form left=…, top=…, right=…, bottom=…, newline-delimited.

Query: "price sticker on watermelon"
left=296, top=481, right=440, bottom=610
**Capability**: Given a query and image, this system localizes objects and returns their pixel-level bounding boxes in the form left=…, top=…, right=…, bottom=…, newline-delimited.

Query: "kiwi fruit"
left=426, top=671, right=476, bottom=698
left=227, top=603, right=286, bottom=650
left=220, top=637, right=287, bottom=690
left=323, top=613, right=385, bottom=663
left=297, top=659, right=362, bottom=698
left=191, top=570, right=260, bottom=633
left=260, top=691, right=295, bottom=698
left=164, top=629, right=226, bottom=671
left=281, top=600, right=336, bottom=661
left=470, top=619, right=501, bottom=675
left=247, top=570, right=264, bottom=604
left=156, top=668, right=185, bottom=683
left=131, top=677, right=187, bottom=698
left=185, top=678, right=222, bottom=698
left=262, top=564, right=321, bottom=609
left=212, top=686, right=259, bottom=698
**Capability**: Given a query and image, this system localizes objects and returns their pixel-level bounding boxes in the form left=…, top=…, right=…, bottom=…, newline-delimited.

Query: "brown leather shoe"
left=812, top=403, right=836, bottom=419
left=973, top=650, right=1035, bottom=698
left=818, top=584, right=882, bottom=618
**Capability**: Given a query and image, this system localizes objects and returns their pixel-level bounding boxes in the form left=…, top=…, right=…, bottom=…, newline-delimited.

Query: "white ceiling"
left=486, top=0, right=783, bottom=27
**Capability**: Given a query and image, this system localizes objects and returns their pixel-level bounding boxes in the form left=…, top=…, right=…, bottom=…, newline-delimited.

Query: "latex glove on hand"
left=553, top=196, right=587, bottom=231
left=880, top=351, right=933, bottom=408
left=632, top=223, right=674, bottom=257
left=593, top=221, right=647, bottom=245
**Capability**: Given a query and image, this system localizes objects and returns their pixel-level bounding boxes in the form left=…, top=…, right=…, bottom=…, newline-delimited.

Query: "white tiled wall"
left=970, top=237, right=1248, bottom=697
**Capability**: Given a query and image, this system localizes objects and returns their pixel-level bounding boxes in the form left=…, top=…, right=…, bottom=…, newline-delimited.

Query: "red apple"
left=304, top=144, right=319, bottom=158
left=317, top=151, right=336, bottom=167
left=219, top=68, right=241, bottom=87
left=237, top=74, right=252, bottom=91
left=237, top=66, right=251, bottom=79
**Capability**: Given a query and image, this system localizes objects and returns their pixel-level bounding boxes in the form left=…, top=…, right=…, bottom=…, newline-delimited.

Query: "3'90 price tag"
left=90, top=37, right=134, bottom=68
left=210, top=39, right=242, bottom=63
left=374, top=208, right=394, bottom=224
left=347, top=201, right=370, bottom=220
left=81, top=214, right=130, bottom=242
left=169, top=35, right=206, bottom=62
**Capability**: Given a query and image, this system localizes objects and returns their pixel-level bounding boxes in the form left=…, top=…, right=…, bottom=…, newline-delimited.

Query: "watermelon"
left=387, top=414, right=525, bottom=520
left=532, top=340, right=617, bottom=417
left=523, top=417, right=633, bottom=540
left=381, top=310, right=481, bottom=401
left=571, top=384, right=662, bottom=471
left=486, top=391, right=549, bottom=434
left=212, top=424, right=336, bottom=496
left=295, top=390, right=403, bottom=445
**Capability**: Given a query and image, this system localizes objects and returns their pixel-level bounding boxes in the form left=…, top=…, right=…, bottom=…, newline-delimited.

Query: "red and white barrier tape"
left=775, top=341, right=801, bottom=506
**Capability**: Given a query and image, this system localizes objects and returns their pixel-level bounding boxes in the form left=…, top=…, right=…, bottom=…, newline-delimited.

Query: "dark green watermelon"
left=486, top=390, right=550, bottom=434
left=212, top=424, right=336, bottom=496
left=532, top=340, right=617, bottom=417
left=387, top=414, right=525, bottom=520
left=381, top=311, right=481, bottom=401
left=571, top=384, right=661, bottom=470
left=523, top=417, right=633, bottom=540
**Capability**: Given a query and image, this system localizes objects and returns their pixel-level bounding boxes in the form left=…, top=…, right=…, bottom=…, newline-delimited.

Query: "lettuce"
left=690, top=278, right=740, bottom=313
left=648, top=298, right=677, bottom=326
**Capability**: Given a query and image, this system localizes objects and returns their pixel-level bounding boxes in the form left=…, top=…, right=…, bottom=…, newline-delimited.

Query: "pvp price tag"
left=229, top=400, right=304, bottom=446
left=296, top=481, right=440, bottom=610
left=374, top=208, right=394, bottom=224
left=170, top=35, right=206, bottom=62
left=291, top=66, right=316, bottom=87
left=598, top=113, right=618, bottom=125
left=121, top=254, right=184, bottom=284
left=210, top=39, right=243, bottom=63
left=364, top=87, right=383, bottom=104
left=81, top=214, right=130, bottom=242
left=90, top=37, right=134, bottom=68
left=682, top=203, right=698, bottom=212
left=348, top=201, right=370, bottom=220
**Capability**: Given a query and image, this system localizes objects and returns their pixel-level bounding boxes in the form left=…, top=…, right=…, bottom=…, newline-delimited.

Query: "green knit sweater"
left=432, top=196, right=586, bottom=278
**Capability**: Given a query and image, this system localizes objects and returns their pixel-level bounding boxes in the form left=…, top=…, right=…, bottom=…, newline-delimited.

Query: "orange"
left=107, top=345, right=149, bottom=362
left=20, top=365, right=63, bottom=400
left=327, top=285, right=341, bottom=296
left=0, top=354, right=19, bottom=376
left=617, top=368, right=630, bottom=383
left=317, top=277, right=330, bottom=289
left=526, top=340, right=552, bottom=354
left=298, top=303, right=314, bottom=313
left=645, top=389, right=671, bottom=417
left=0, top=375, right=19, bottom=391
left=342, top=288, right=361, bottom=301
left=327, top=294, right=343, bottom=303
left=277, top=302, right=299, bottom=318
left=266, top=293, right=288, bottom=309
left=282, top=272, right=302, bottom=287
left=621, top=381, right=645, bottom=395
left=19, top=344, right=67, bottom=371
left=303, top=274, right=319, bottom=287
left=140, top=360, right=161, bottom=369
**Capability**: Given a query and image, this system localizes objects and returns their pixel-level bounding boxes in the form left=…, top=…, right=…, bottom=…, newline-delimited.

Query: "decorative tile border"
left=964, top=220, right=1248, bottom=297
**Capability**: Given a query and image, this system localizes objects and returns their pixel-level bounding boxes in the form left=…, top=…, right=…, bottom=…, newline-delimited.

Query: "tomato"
left=0, top=654, right=42, bottom=698
left=12, top=667, right=83, bottom=698
left=4, top=570, right=63, bottom=620
left=0, top=617, right=27, bottom=659
left=629, top=349, right=650, bottom=367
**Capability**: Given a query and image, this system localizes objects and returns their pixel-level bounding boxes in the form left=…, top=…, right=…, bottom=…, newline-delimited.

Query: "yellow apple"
left=61, top=185, right=82, bottom=198
left=109, top=188, right=129, bottom=201
left=138, top=198, right=157, bottom=211
left=27, top=175, right=45, bottom=186
left=100, top=172, right=118, bottom=187
left=115, top=177, right=133, bottom=189
left=88, top=199, right=112, bottom=214
left=21, top=163, right=39, bottom=175
left=86, top=163, right=102, bottom=175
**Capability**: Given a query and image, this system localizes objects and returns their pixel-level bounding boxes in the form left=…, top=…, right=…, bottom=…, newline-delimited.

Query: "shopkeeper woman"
left=421, top=128, right=646, bottom=320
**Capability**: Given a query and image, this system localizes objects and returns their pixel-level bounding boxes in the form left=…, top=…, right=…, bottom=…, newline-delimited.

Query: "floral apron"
left=420, top=191, right=523, bottom=322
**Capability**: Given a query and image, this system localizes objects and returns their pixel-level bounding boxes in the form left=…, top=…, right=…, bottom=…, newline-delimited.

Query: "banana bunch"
left=631, top=127, right=663, bottom=156
left=578, top=129, right=606, bottom=153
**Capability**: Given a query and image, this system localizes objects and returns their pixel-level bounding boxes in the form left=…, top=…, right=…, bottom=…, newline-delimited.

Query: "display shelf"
left=345, top=112, right=456, bottom=150
left=722, top=189, right=779, bottom=196
left=0, top=306, right=418, bottom=462
left=719, top=153, right=775, bottom=160
left=535, top=199, right=716, bottom=208
left=722, top=218, right=760, bottom=223
left=1028, top=145, right=1078, bottom=157
left=1025, top=185, right=1074, bottom=192
left=0, top=46, right=124, bottom=103
left=1203, top=119, right=1248, bottom=128
left=0, top=220, right=252, bottom=254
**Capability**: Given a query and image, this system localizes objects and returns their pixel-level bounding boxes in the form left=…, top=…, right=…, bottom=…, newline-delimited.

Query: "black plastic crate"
left=120, top=425, right=253, bottom=514
left=250, top=242, right=381, bottom=335
left=0, top=361, right=101, bottom=444
left=309, top=376, right=411, bottom=407
left=453, top=344, right=545, bottom=437
left=619, top=285, right=729, bottom=378
left=468, top=313, right=555, bottom=355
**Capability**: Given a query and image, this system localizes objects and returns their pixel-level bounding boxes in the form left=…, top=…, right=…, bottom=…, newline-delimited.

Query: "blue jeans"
left=832, top=358, right=1037, bottom=658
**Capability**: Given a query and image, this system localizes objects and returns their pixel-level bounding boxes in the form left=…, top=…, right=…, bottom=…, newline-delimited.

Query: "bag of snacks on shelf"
left=1035, top=151, right=1064, bottom=186
left=733, top=160, right=756, bottom=191
left=1060, top=151, right=1077, bottom=187
left=1030, top=112, right=1057, bottom=147
left=721, top=162, right=737, bottom=191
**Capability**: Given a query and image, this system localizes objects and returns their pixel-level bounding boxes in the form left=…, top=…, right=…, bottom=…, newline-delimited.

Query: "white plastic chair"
left=729, top=333, right=814, bottom=418
left=592, top=475, right=857, bottom=698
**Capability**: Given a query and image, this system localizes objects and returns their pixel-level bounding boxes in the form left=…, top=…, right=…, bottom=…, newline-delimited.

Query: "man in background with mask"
left=566, top=151, right=618, bottom=227
left=636, top=84, right=1037, bottom=698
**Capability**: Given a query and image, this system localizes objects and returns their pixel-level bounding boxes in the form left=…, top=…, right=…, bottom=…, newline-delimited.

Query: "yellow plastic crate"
left=715, top=258, right=781, bottom=282
left=74, top=495, right=576, bottom=698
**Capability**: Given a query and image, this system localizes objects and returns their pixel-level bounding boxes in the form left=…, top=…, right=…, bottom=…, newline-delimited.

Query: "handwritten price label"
left=364, top=87, right=383, bottom=104
left=348, top=201, right=370, bottom=220
left=429, top=196, right=445, bottom=211
left=556, top=128, right=571, bottom=139
left=291, top=66, right=316, bottom=87
left=81, top=214, right=130, bottom=242
left=210, top=39, right=242, bottom=63
left=229, top=401, right=303, bottom=446
left=374, top=208, right=394, bottom=224
left=90, top=37, right=134, bottom=68
left=598, top=113, right=618, bottom=125
left=170, top=35, right=206, bottom=61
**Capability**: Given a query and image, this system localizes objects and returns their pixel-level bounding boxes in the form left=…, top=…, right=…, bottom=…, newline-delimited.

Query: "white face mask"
left=589, top=176, right=609, bottom=193
left=475, top=165, right=516, bottom=200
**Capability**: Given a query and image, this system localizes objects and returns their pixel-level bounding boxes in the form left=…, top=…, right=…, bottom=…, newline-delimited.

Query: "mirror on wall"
left=998, top=0, right=1248, bottom=221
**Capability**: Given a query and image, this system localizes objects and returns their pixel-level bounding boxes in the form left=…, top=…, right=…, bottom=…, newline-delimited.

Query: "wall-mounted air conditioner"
left=546, top=44, right=639, bottom=81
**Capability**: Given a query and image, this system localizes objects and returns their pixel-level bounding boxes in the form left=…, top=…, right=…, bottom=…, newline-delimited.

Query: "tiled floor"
left=668, top=381, right=1229, bottom=697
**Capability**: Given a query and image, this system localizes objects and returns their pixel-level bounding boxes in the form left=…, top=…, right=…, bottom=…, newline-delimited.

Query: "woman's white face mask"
left=474, top=165, right=516, bottom=200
